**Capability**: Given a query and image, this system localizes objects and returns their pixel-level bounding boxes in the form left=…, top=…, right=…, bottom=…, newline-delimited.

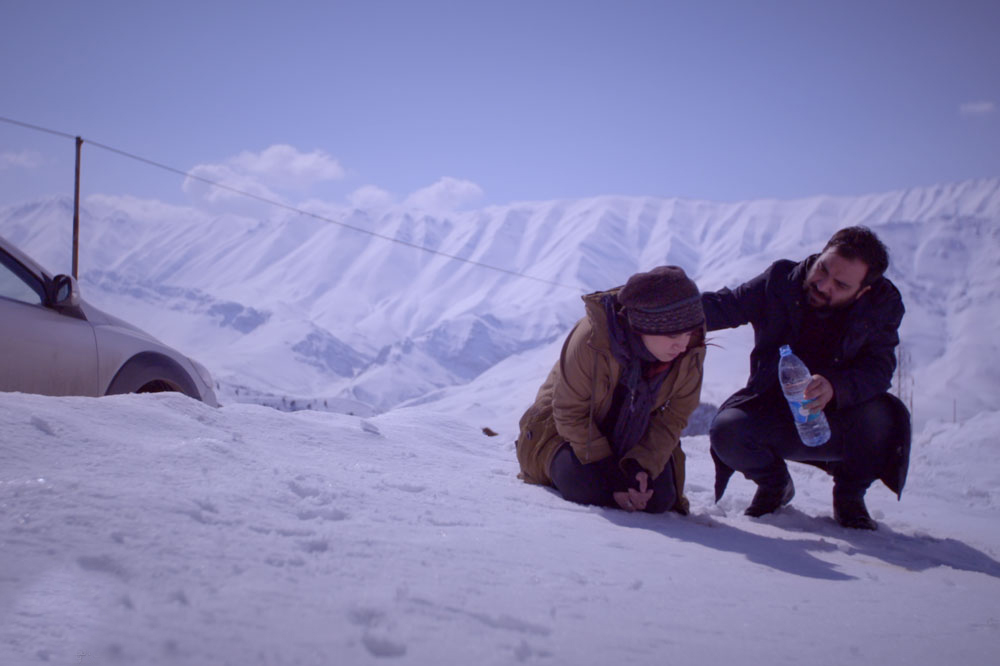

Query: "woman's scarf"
left=602, top=295, right=672, bottom=458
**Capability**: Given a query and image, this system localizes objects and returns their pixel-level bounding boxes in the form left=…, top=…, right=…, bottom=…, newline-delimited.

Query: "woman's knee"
left=643, top=488, right=677, bottom=514
left=641, top=465, right=678, bottom=514
left=549, top=445, right=612, bottom=506
left=559, top=484, right=608, bottom=507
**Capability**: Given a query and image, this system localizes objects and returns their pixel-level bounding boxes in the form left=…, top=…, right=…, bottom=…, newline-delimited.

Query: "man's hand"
left=803, top=374, right=834, bottom=412
left=613, top=471, right=653, bottom=512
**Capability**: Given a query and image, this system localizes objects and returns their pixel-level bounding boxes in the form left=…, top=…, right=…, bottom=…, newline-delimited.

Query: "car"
left=0, top=233, right=218, bottom=406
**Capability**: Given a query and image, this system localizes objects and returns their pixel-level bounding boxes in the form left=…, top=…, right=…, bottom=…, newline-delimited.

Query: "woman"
left=516, top=266, right=706, bottom=514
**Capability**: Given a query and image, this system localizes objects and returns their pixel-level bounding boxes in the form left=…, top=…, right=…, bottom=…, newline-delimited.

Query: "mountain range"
left=2, top=177, right=998, bottom=428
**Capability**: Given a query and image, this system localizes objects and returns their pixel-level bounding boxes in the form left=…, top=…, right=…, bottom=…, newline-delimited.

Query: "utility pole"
left=72, top=136, right=82, bottom=279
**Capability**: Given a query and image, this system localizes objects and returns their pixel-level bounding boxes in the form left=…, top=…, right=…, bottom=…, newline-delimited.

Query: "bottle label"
left=787, top=398, right=820, bottom=424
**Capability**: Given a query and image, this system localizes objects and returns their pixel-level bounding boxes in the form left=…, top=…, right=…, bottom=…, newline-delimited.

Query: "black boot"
left=833, top=494, right=878, bottom=530
left=745, top=476, right=795, bottom=518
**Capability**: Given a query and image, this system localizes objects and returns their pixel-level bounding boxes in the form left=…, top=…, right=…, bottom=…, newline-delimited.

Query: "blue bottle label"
left=787, top=399, right=819, bottom=424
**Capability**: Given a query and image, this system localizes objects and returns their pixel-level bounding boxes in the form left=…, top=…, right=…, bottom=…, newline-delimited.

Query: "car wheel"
left=105, top=352, right=203, bottom=401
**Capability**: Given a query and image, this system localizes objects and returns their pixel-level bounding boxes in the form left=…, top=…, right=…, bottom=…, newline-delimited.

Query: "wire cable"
left=0, top=116, right=78, bottom=141
left=1, top=115, right=585, bottom=292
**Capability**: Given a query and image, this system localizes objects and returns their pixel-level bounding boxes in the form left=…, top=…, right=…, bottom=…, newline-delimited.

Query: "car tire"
left=105, top=352, right=203, bottom=401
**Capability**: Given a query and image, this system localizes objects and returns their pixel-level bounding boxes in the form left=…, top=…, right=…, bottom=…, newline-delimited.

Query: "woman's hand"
left=613, top=470, right=653, bottom=511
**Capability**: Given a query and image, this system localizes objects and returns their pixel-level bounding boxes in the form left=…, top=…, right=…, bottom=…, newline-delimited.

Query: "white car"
left=0, top=234, right=218, bottom=406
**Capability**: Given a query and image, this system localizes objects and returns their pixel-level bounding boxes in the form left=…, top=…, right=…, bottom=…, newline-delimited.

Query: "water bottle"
left=778, top=345, right=831, bottom=446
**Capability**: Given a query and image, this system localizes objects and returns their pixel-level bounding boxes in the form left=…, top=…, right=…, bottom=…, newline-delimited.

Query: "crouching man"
left=701, top=226, right=911, bottom=529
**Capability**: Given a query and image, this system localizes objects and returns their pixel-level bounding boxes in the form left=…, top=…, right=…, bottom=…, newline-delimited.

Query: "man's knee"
left=832, top=394, right=910, bottom=486
left=709, top=407, right=748, bottom=459
left=840, top=394, right=904, bottom=445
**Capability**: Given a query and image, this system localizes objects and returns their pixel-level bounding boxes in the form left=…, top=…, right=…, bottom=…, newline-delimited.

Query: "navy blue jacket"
left=703, top=255, right=904, bottom=411
left=702, top=255, right=910, bottom=497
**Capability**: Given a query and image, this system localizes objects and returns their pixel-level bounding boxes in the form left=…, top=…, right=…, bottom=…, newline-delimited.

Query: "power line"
left=0, top=115, right=585, bottom=293
left=0, top=116, right=77, bottom=141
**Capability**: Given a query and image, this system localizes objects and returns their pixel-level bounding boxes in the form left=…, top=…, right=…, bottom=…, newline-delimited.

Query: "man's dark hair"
left=822, top=226, right=889, bottom=287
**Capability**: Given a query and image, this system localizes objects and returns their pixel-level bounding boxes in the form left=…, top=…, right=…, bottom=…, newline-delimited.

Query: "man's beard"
left=805, top=282, right=833, bottom=310
left=805, top=282, right=857, bottom=311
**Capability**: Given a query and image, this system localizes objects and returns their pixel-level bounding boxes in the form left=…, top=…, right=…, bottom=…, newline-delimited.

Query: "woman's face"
left=640, top=331, right=693, bottom=362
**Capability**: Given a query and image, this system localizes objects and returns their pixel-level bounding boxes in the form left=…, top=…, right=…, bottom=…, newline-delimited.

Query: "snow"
left=2, top=179, right=1000, bottom=663
left=3, top=391, right=999, bottom=665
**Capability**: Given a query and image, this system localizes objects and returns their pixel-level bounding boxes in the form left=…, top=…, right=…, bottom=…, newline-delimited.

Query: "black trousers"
left=709, top=392, right=897, bottom=498
left=548, top=443, right=678, bottom=513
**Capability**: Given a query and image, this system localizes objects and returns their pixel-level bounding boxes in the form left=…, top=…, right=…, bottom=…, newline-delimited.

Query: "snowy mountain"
left=3, top=182, right=1000, bottom=665
left=1, top=178, right=998, bottom=426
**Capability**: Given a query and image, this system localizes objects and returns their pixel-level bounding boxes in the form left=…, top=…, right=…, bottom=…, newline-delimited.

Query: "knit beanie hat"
left=618, top=265, right=704, bottom=335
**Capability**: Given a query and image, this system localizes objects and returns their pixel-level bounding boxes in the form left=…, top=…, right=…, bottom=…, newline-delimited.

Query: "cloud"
left=402, top=177, right=484, bottom=213
left=228, top=145, right=346, bottom=190
left=959, top=101, right=996, bottom=117
left=183, top=162, right=286, bottom=211
left=0, top=150, right=44, bottom=170
left=179, top=146, right=483, bottom=219
left=182, top=144, right=346, bottom=211
left=348, top=185, right=395, bottom=210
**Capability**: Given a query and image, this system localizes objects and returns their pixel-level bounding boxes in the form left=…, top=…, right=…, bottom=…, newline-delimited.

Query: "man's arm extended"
left=700, top=264, right=774, bottom=332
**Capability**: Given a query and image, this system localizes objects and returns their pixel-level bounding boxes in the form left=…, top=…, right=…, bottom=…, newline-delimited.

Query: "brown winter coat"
left=516, top=289, right=706, bottom=511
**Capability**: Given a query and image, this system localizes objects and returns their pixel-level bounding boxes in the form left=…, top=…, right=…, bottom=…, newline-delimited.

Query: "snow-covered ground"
left=3, top=388, right=999, bottom=665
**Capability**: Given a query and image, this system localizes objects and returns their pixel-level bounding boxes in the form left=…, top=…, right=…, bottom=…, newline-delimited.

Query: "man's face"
left=804, top=249, right=871, bottom=310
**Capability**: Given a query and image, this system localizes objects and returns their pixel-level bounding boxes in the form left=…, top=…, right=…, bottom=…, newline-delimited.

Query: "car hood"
left=78, top=298, right=161, bottom=344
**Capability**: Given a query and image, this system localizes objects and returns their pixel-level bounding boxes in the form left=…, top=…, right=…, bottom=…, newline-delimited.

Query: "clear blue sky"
left=1, top=0, right=998, bottom=211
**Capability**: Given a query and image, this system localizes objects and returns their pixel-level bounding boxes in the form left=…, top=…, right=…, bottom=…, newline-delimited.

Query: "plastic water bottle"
left=778, top=345, right=831, bottom=447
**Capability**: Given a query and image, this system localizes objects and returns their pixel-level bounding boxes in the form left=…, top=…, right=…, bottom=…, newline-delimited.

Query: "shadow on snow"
left=600, top=508, right=855, bottom=581
left=600, top=505, right=1000, bottom=581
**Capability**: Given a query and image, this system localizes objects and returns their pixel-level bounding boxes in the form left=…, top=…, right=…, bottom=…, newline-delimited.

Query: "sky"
left=1, top=0, right=999, bottom=213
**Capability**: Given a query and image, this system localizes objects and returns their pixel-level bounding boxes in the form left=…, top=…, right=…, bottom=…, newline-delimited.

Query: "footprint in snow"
left=287, top=479, right=323, bottom=499
left=349, top=606, right=407, bottom=658
left=362, top=634, right=407, bottom=658
left=30, top=416, right=56, bottom=436
left=514, top=640, right=553, bottom=662
left=297, top=508, right=349, bottom=522
left=382, top=482, right=426, bottom=494
left=76, top=554, right=129, bottom=581
left=298, top=538, right=330, bottom=554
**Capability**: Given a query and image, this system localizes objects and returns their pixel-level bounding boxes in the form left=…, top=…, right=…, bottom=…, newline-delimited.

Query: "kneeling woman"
left=516, top=266, right=706, bottom=514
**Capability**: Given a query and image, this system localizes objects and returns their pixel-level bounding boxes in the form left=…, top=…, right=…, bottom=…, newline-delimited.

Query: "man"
left=702, top=226, right=911, bottom=530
